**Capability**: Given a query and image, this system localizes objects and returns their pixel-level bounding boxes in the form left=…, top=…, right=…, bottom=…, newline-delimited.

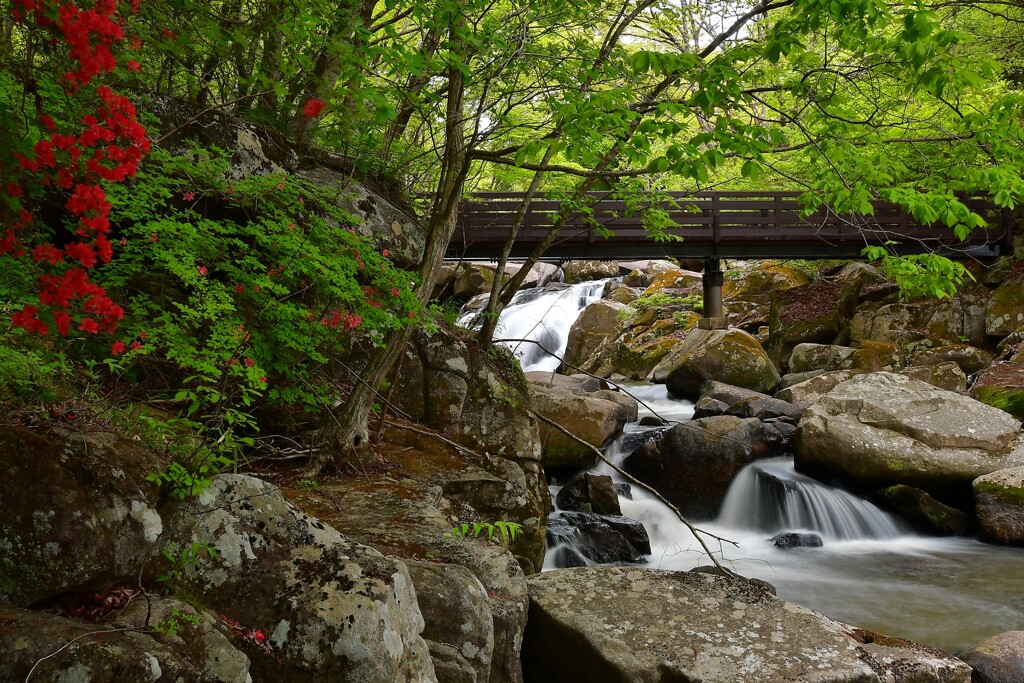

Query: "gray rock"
left=986, top=274, right=1024, bottom=336
left=545, top=512, right=649, bottom=565
left=624, top=416, right=789, bottom=519
left=771, top=532, right=824, bottom=549
left=796, top=373, right=1024, bottom=498
left=531, top=382, right=631, bottom=472
left=851, top=300, right=970, bottom=345
left=0, top=426, right=166, bottom=607
left=157, top=475, right=435, bottom=682
left=693, top=395, right=731, bottom=418
left=958, top=630, right=1024, bottom=683
left=780, top=369, right=828, bottom=389
left=872, top=485, right=972, bottom=536
left=522, top=567, right=970, bottom=683
left=406, top=560, right=494, bottom=683
left=699, top=380, right=771, bottom=406
left=776, top=369, right=865, bottom=408
left=906, top=340, right=993, bottom=375
left=525, top=371, right=603, bottom=393
left=726, top=395, right=805, bottom=422
left=974, top=467, right=1024, bottom=545
left=789, top=343, right=861, bottom=374
left=899, top=362, right=968, bottom=394
left=563, top=300, right=629, bottom=368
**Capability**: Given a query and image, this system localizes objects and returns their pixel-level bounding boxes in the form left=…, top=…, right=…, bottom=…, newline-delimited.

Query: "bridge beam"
left=699, top=258, right=728, bottom=330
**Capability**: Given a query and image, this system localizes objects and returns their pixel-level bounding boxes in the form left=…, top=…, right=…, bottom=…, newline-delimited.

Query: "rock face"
left=795, top=373, right=1024, bottom=498
left=563, top=299, right=629, bottom=368
left=971, top=362, right=1024, bottom=420
left=958, top=630, right=1024, bottom=683
left=765, top=278, right=862, bottom=372
left=623, top=416, right=790, bottom=519
left=851, top=300, right=973, bottom=345
left=987, top=273, right=1024, bottom=336
left=157, top=475, right=435, bottom=683
left=871, top=485, right=972, bottom=536
left=0, top=426, right=166, bottom=607
left=652, top=327, right=781, bottom=398
left=555, top=472, right=622, bottom=515
left=522, top=567, right=970, bottom=683
left=974, top=467, right=1024, bottom=545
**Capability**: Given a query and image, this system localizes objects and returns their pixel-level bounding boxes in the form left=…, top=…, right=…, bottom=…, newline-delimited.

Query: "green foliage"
left=158, top=543, right=218, bottom=584
left=153, top=607, right=203, bottom=637
left=862, top=246, right=975, bottom=301
left=448, top=520, right=524, bottom=544
left=628, top=292, right=703, bottom=316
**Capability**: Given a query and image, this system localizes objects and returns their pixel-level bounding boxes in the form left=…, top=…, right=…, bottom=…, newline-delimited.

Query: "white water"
left=458, top=279, right=607, bottom=372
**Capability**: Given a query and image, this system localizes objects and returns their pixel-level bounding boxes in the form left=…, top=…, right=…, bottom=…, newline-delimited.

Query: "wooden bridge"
left=447, top=191, right=1014, bottom=261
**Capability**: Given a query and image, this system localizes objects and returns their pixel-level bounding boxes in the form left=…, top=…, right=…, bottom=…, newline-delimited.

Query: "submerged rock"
left=872, top=485, right=972, bottom=536
left=545, top=511, right=650, bottom=566
left=522, top=567, right=970, bottom=683
left=795, top=372, right=1024, bottom=499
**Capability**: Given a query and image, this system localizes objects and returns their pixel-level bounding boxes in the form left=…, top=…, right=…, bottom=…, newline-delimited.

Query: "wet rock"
left=563, top=300, right=629, bottom=368
left=871, top=485, right=972, bottom=536
left=971, top=362, right=1024, bottom=420
left=405, top=560, right=494, bottom=683
left=563, top=260, right=619, bottom=283
left=531, top=382, right=631, bottom=472
left=604, top=282, right=640, bottom=304
left=555, top=472, right=622, bottom=515
left=771, top=531, right=824, bottom=548
left=796, top=372, right=1024, bottom=499
left=958, top=630, right=1024, bottom=683
left=623, top=416, right=790, bottom=519
left=157, top=474, right=434, bottom=682
left=638, top=415, right=665, bottom=427
left=545, top=511, right=649, bottom=565
left=522, top=567, right=970, bottom=683
left=0, top=425, right=166, bottom=607
left=0, top=604, right=221, bottom=682
left=974, top=466, right=1024, bottom=545
left=652, top=328, right=781, bottom=398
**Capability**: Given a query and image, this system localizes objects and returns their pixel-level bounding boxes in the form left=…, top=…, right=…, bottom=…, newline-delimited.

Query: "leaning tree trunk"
left=311, top=22, right=468, bottom=474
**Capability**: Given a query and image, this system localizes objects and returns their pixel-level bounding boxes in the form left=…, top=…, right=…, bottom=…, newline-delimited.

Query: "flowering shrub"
left=2, top=0, right=148, bottom=344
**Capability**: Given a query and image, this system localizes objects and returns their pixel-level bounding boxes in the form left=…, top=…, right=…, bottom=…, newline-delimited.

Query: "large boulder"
left=906, top=339, right=993, bottom=375
left=623, top=416, right=790, bottom=519
left=795, top=373, right=1024, bottom=498
left=987, top=273, right=1024, bottom=336
left=899, top=362, right=969, bottom=394
left=454, top=263, right=509, bottom=300
left=850, top=299, right=973, bottom=345
left=156, top=474, right=435, bottom=682
left=639, top=267, right=702, bottom=294
left=958, top=630, right=1024, bottom=683
left=545, top=512, right=650, bottom=566
left=555, top=472, right=622, bottom=515
left=0, top=425, right=166, bottom=607
left=563, top=299, right=629, bottom=368
left=531, top=382, right=632, bottom=471
left=974, top=466, right=1024, bottom=545
left=765, top=278, right=864, bottom=372
left=652, top=328, right=780, bottom=398
left=522, top=567, right=970, bottom=683
left=776, top=370, right=864, bottom=408
left=563, top=260, right=619, bottom=283
left=722, top=261, right=811, bottom=303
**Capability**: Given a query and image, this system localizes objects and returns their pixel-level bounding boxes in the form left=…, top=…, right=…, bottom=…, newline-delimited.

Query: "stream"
left=468, top=278, right=1024, bottom=653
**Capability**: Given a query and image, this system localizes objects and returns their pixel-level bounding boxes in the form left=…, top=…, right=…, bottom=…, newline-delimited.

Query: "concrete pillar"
left=699, top=257, right=728, bottom=330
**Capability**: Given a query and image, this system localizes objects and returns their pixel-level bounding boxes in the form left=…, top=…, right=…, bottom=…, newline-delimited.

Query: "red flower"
left=302, top=99, right=326, bottom=119
left=244, top=357, right=254, bottom=367
left=381, top=249, right=389, bottom=257
left=126, top=60, right=141, bottom=73
left=111, top=340, right=125, bottom=356
left=183, top=191, right=195, bottom=201
left=130, top=340, right=142, bottom=350
left=196, top=265, right=208, bottom=276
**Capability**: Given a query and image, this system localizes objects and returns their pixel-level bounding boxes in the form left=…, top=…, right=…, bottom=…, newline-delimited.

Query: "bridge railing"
left=452, top=191, right=1012, bottom=258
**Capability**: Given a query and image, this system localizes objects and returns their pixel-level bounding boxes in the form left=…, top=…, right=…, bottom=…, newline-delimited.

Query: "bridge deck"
left=448, top=191, right=1013, bottom=260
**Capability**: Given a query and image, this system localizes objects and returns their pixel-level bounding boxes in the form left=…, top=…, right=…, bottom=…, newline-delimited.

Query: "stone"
left=693, top=395, right=730, bottom=419
left=771, top=532, right=824, bottom=549
left=639, top=267, right=702, bottom=294
left=958, top=630, right=1024, bottom=683
left=563, top=300, right=629, bottom=367
left=997, top=327, right=1024, bottom=362
left=522, top=567, right=970, bottom=683
left=699, top=380, right=770, bottom=406
left=722, top=261, right=811, bottom=303
left=156, top=475, right=435, bottom=682
left=851, top=300, right=970, bottom=345
left=619, top=259, right=678, bottom=284
left=531, top=382, right=631, bottom=472
left=652, top=327, right=781, bottom=398
left=971, top=362, right=1024, bottom=420
left=453, top=262, right=507, bottom=300
left=638, top=415, right=666, bottom=426
left=525, top=371, right=603, bottom=394
left=726, top=395, right=805, bottom=422
left=623, top=416, right=790, bottom=519
left=789, top=343, right=860, bottom=373
left=555, top=472, right=622, bottom=515
left=898, top=362, right=968, bottom=394
left=0, top=604, right=231, bottom=682
left=563, top=260, right=619, bottom=283
left=545, top=512, right=650, bottom=565
left=0, top=425, right=166, bottom=607
left=604, top=283, right=640, bottom=304
left=871, top=485, right=972, bottom=536
left=775, top=369, right=865, bottom=409
left=405, top=560, right=494, bottom=683
left=986, top=273, right=1024, bottom=336
left=795, top=373, right=1024, bottom=499
left=780, top=369, right=828, bottom=388
left=907, top=340, right=993, bottom=375
left=974, top=467, right=1024, bottom=545
left=765, top=278, right=861, bottom=372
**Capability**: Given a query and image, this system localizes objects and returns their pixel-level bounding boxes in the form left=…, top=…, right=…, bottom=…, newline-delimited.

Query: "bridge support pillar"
left=699, top=258, right=727, bottom=330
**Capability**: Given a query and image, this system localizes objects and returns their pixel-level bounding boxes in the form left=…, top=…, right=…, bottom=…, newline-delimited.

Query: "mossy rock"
left=653, top=328, right=780, bottom=398
left=974, top=467, right=1024, bottom=545
left=971, top=362, right=1024, bottom=419
left=986, top=274, right=1024, bottom=336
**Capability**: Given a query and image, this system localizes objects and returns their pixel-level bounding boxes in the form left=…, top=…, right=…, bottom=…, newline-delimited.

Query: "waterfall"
left=459, top=279, right=608, bottom=372
left=717, top=457, right=905, bottom=540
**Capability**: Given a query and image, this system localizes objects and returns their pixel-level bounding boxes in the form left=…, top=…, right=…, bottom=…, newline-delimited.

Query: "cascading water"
left=458, top=279, right=607, bottom=372
left=716, top=457, right=905, bottom=540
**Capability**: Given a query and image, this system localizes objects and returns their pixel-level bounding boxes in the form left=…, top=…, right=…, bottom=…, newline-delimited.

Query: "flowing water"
left=467, top=280, right=1024, bottom=652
